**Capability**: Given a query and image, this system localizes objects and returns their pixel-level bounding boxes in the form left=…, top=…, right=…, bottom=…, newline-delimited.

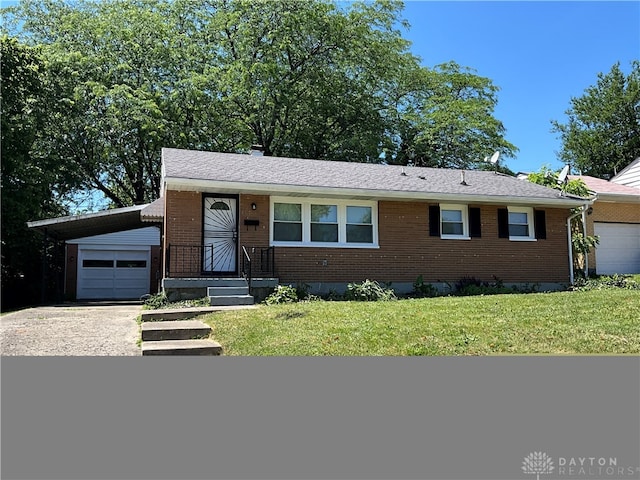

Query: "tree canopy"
left=552, top=61, right=640, bottom=179
left=4, top=0, right=518, bottom=209
left=1, top=36, right=71, bottom=306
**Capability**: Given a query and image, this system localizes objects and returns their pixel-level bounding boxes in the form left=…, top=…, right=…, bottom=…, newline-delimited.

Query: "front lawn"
left=201, top=290, right=640, bottom=355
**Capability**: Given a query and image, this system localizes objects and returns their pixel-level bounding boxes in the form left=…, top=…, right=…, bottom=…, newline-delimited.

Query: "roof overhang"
left=163, top=177, right=591, bottom=208
left=27, top=202, right=163, bottom=241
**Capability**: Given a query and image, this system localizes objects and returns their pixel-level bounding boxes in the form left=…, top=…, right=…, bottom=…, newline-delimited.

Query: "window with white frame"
left=273, top=202, right=302, bottom=242
left=508, top=206, right=535, bottom=241
left=440, top=204, right=469, bottom=239
left=346, top=206, right=373, bottom=243
left=270, top=198, right=378, bottom=247
left=311, top=204, right=338, bottom=242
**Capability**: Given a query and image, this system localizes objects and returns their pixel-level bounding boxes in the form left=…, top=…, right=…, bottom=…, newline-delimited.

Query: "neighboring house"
left=611, top=157, right=640, bottom=189
left=160, top=147, right=590, bottom=296
left=569, top=175, right=640, bottom=275
left=28, top=201, right=163, bottom=300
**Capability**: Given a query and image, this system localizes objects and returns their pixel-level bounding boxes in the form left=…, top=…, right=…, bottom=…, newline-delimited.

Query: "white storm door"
left=203, top=196, right=238, bottom=273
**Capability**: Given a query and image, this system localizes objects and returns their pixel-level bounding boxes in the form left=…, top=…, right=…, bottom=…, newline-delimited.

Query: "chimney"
left=250, top=144, right=265, bottom=156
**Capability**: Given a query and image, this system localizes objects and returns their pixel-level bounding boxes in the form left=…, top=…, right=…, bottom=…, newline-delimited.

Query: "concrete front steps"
left=208, top=278, right=254, bottom=306
left=141, top=318, right=222, bottom=356
left=141, top=320, right=211, bottom=341
left=142, top=339, right=222, bottom=356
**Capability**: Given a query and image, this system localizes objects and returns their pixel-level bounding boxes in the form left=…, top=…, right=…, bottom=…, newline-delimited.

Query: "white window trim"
left=439, top=203, right=470, bottom=240
left=270, top=197, right=379, bottom=248
left=507, top=206, right=536, bottom=241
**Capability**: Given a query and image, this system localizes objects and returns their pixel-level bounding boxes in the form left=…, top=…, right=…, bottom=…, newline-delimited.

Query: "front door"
left=203, top=196, right=238, bottom=273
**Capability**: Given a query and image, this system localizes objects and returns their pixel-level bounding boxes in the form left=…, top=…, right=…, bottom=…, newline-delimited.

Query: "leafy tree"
left=6, top=0, right=245, bottom=207
left=385, top=61, right=518, bottom=169
left=552, top=61, right=640, bottom=179
left=4, top=0, right=519, bottom=210
left=1, top=36, right=71, bottom=307
left=193, top=0, right=418, bottom=162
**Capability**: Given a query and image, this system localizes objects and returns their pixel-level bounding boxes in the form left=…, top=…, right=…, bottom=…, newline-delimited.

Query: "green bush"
left=344, top=279, right=396, bottom=301
left=453, top=277, right=516, bottom=296
left=264, top=285, right=299, bottom=305
left=412, top=275, right=438, bottom=298
left=572, top=274, right=640, bottom=291
left=142, top=293, right=210, bottom=310
left=143, top=293, right=170, bottom=309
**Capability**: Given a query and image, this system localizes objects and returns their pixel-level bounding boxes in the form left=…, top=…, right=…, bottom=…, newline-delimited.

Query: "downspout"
left=581, top=206, right=588, bottom=276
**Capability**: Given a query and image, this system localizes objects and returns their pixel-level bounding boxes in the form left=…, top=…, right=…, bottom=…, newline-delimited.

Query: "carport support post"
left=41, top=228, right=48, bottom=304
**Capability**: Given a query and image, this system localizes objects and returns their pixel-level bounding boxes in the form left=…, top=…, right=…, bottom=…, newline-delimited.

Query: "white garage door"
left=77, top=249, right=151, bottom=300
left=594, top=223, right=640, bottom=275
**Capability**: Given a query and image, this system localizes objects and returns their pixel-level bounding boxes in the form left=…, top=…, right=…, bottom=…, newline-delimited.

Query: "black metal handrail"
left=260, top=246, right=275, bottom=277
left=241, top=246, right=252, bottom=289
left=166, top=244, right=214, bottom=277
left=165, top=244, right=275, bottom=278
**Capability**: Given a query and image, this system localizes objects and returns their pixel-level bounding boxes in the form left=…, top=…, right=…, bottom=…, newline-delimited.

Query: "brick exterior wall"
left=271, top=202, right=569, bottom=284
left=585, top=200, right=640, bottom=271
left=164, top=190, right=573, bottom=284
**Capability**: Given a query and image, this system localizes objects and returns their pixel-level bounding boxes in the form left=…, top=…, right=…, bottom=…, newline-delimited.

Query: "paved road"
left=1, top=303, right=142, bottom=356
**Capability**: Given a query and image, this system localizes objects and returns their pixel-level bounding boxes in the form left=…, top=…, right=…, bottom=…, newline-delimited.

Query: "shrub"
left=453, top=276, right=516, bottom=296
left=323, top=289, right=344, bottom=301
left=264, top=285, right=299, bottom=305
left=344, top=279, right=396, bottom=301
left=294, top=283, right=321, bottom=302
left=142, top=293, right=211, bottom=310
left=143, top=292, right=170, bottom=309
left=412, top=275, right=438, bottom=298
left=571, top=274, right=640, bottom=291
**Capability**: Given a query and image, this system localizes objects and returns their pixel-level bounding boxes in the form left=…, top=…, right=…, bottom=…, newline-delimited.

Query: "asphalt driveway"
left=1, top=303, right=142, bottom=356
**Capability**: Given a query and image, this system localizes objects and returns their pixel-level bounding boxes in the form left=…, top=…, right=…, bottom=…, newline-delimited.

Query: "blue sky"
left=399, top=1, right=639, bottom=174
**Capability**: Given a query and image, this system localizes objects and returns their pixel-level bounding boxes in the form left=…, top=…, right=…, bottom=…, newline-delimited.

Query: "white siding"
left=67, top=227, right=160, bottom=246
left=611, top=158, right=640, bottom=189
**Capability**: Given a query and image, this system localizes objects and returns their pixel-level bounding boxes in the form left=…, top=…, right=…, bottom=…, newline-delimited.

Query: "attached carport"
left=27, top=199, right=164, bottom=301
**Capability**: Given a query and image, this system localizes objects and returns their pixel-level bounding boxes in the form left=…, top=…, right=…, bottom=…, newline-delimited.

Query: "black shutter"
left=497, top=208, right=509, bottom=238
left=469, top=207, right=481, bottom=238
left=429, top=205, right=440, bottom=237
left=534, top=210, right=547, bottom=239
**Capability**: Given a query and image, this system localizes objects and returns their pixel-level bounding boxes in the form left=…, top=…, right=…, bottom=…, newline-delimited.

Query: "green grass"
left=201, top=290, right=640, bottom=355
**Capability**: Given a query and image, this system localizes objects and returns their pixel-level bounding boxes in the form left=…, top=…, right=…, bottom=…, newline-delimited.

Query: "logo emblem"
left=522, top=452, right=555, bottom=480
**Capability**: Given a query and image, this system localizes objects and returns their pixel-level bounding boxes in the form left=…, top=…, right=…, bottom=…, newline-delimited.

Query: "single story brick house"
left=160, top=148, right=591, bottom=296
left=569, top=174, right=640, bottom=275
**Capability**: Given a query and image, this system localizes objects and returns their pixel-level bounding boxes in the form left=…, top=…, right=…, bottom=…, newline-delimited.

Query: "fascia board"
left=163, top=177, right=589, bottom=208
left=26, top=204, right=145, bottom=228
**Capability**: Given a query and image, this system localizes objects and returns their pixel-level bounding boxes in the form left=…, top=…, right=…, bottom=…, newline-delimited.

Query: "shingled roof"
left=161, top=148, right=588, bottom=207
left=570, top=174, right=640, bottom=202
